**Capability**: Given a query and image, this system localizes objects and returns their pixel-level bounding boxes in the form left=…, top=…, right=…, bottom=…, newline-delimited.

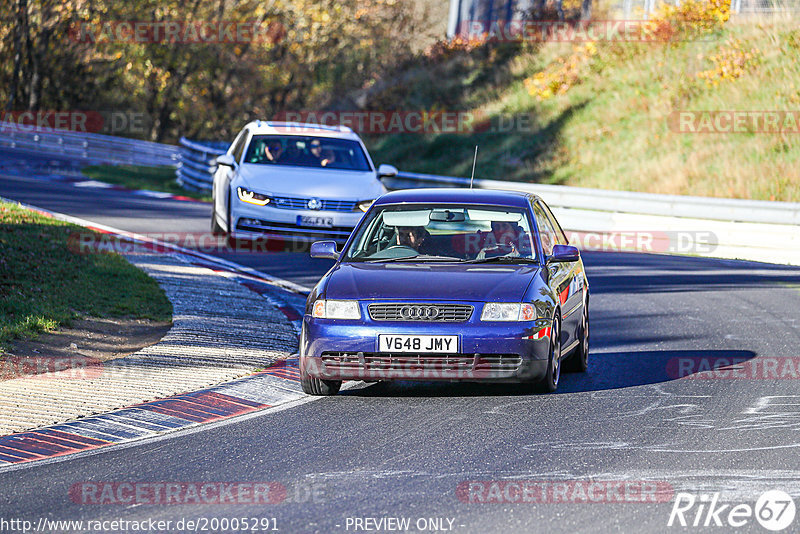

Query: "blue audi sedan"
left=300, top=188, right=589, bottom=395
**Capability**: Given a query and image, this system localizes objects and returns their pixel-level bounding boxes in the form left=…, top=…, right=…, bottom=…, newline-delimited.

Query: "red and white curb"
left=0, top=358, right=304, bottom=467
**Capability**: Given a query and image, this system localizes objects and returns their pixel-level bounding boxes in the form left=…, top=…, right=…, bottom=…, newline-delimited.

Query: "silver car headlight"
left=481, top=303, right=536, bottom=321
left=312, top=300, right=361, bottom=319
left=237, top=187, right=271, bottom=206
left=356, top=200, right=375, bottom=212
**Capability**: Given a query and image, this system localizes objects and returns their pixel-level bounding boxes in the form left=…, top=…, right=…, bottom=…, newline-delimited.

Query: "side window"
left=539, top=201, right=569, bottom=246
left=232, top=130, right=249, bottom=163
left=532, top=203, right=557, bottom=256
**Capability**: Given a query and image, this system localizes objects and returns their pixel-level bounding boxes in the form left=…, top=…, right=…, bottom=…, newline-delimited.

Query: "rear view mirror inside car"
left=429, top=210, right=466, bottom=222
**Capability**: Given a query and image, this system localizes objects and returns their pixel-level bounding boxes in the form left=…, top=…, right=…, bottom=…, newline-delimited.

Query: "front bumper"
left=231, top=202, right=364, bottom=244
left=301, top=313, right=552, bottom=383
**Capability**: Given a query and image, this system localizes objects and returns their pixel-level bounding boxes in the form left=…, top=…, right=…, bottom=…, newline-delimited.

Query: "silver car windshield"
left=343, top=204, right=537, bottom=263
left=243, top=135, right=371, bottom=171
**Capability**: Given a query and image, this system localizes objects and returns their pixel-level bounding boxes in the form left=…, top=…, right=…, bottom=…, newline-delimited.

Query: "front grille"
left=320, top=352, right=522, bottom=376
left=271, top=195, right=357, bottom=212
left=368, top=303, right=473, bottom=322
left=474, top=354, right=523, bottom=371
left=236, top=219, right=353, bottom=241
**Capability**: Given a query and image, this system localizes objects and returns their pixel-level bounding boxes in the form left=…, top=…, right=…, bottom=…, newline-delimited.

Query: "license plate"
left=297, top=215, right=334, bottom=228
left=378, top=335, right=458, bottom=353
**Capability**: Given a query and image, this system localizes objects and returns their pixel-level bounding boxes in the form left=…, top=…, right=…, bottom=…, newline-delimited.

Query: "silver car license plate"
left=297, top=215, right=334, bottom=228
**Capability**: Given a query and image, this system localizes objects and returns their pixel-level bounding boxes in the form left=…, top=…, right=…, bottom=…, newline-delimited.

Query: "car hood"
left=323, top=262, right=539, bottom=302
left=238, top=163, right=386, bottom=200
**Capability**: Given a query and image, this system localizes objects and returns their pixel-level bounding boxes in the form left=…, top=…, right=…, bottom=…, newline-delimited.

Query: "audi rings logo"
left=307, top=198, right=323, bottom=210
left=400, top=306, right=441, bottom=320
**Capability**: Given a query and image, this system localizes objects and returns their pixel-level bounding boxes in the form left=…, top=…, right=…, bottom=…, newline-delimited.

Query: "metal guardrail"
left=175, top=137, right=227, bottom=191
left=0, top=125, right=179, bottom=167
left=382, top=173, right=800, bottom=226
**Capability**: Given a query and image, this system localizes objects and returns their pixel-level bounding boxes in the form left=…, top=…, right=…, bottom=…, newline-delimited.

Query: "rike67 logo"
left=668, top=490, right=796, bottom=531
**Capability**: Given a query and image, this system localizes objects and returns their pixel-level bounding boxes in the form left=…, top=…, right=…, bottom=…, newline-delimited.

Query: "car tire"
left=211, top=188, right=227, bottom=236
left=300, top=372, right=342, bottom=396
left=211, top=208, right=225, bottom=235
left=563, top=300, right=589, bottom=373
left=536, top=315, right=561, bottom=393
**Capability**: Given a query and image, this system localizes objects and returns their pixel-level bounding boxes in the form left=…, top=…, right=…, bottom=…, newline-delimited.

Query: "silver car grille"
left=271, top=196, right=357, bottom=212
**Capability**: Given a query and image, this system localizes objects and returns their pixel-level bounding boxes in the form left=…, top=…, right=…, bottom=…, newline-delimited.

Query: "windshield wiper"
left=393, top=254, right=464, bottom=262
left=363, top=256, right=416, bottom=263
left=463, top=256, right=539, bottom=264
left=364, top=254, right=463, bottom=263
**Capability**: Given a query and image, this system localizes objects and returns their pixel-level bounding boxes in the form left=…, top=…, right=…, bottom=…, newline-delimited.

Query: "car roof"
left=373, top=188, right=537, bottom=208
left=244, top=121, right=362, bottom=141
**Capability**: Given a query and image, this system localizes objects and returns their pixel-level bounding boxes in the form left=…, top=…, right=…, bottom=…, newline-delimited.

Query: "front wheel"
left=536, top=315, right=561, bottom=393
left=300, top=373, right=342, bottom=396
left=300, top=358, right=341, bottom=395
left=210, top=188, right=227, bottom=236
left=211, top=208, right=225, bottom=235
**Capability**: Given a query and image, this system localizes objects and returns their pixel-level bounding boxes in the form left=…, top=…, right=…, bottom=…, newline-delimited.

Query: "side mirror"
left=310, top=240, right=339, bottom=260
left=216, top=154, right=236, bottom=168
left=547, top=244, right=580, bottom=264
left=377, top=164, right=398, bottom=178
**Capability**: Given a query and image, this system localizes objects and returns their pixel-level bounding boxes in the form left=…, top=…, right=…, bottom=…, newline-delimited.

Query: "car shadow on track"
left=339, top=349, right=757, bottom=398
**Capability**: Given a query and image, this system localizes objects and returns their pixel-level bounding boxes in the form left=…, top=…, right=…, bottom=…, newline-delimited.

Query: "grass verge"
left=0, top=201, right=172, bottom=352
left=82, top=164, right=211, bottom=202
left=363, top=15, right=800, bottom=202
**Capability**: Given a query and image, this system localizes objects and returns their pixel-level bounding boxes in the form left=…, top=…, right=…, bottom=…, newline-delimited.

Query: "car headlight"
left=481, top=303, right=536, bottom=321
left=311, top=300, right=361, bottom=319
left=237, top=187, right=271, bottom=206
left=356, top=200, right=375, bottom=212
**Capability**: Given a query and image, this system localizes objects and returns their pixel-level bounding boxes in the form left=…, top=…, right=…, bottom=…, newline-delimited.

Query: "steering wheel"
left=477, top=243, right=516, bottom=259
left=367, top=245, right=418, bottom=259
left=383, top=245, right=417, bottom=253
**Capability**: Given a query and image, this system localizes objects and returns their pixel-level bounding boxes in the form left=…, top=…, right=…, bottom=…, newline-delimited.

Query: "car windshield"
left=343, top=204, right=537, bottom=263
left=243, top=134, right=371, bottom=171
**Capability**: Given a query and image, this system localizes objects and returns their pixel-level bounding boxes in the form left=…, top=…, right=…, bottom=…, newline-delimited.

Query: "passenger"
left=474, top=220, right=525, bottom=257
left=308, top=139, right=324, bottom=165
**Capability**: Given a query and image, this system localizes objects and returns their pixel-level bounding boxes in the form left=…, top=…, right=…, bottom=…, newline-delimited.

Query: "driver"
left=396, top=226, right=434, bottom=254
